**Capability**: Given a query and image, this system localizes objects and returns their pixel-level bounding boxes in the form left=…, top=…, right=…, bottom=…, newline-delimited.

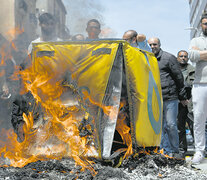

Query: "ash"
left=0, top=153, right=207, bottom=180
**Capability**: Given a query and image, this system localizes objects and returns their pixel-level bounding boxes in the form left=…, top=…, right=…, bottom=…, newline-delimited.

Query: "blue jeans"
left=160, top=99, right=179, bottom=154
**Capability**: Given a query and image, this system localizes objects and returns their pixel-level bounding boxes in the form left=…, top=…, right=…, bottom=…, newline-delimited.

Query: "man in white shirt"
left=12, top=13, right=61, bottom=142
left=85, top=19, right=101, bottom=40
left=28, top=13, right=61, bottom=54
left=189, top=13, right=207, bottom=164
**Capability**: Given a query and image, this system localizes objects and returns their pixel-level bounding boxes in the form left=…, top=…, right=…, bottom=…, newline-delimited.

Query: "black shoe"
left=169, top=152, right=185, bottom=160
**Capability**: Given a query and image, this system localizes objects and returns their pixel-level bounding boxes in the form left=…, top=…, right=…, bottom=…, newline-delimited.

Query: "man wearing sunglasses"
left=148, top=37, right=187, bottom=158
left=189, top=13, right=207, bottom=164
left=86, top=19, right=101, bottom=40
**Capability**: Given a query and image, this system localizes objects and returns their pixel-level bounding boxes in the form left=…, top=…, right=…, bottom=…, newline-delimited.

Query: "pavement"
left=186, top=156, right=207, bottom=172
left=185, top=144, right=207, bottom=172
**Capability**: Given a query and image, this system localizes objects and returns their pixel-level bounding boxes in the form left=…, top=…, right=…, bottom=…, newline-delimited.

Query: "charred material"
left=0, top=158, right=127, bottom=180
left=0, top=151, right=207, bottom=180
left=11, top=92, right=43, bottom=142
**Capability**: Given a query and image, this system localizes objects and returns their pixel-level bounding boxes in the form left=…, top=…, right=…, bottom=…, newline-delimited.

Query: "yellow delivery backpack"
left=30, top=40, right=163, bottom=159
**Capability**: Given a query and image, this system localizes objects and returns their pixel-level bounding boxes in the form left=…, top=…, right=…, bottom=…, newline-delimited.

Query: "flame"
left=153, top=147, right=159, bottom=153
left=82, top=89, right=133, bottom=159
left=0, top=36, right=98, bottom=175
left=81, top=89, right=117, bottom=120
left=115, top=100, right=133, bottom=159
left=158, top=148, right=173, bottom=159
left=0, top=27, right=26, bottom=81
left=6, top=27, right=25, bottom=42
left=0, top=32, right=133, bottom=175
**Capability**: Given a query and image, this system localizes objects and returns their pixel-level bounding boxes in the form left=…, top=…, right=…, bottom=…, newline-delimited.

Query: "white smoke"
left=62, top=0, right=117, bottom=38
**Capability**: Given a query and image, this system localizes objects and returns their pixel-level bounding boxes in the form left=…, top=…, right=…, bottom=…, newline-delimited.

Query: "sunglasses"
left=149, top=43, right=158, bottom=46
left=202, top=22, right=207, bottom=26
left=179, top=55, right=188, bottom=58
left=124, top=38, right=133, bottom=41
left=88, top=26, right=100, bottom=30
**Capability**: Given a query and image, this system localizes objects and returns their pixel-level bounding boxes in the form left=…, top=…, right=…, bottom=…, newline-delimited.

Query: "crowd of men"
left=146, top=13, right=207, bottom=164
left=1, top=12, right=207, bottom=165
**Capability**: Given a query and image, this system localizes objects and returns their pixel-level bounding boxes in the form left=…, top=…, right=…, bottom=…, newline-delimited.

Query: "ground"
left=0, top=153, right=207, bottom=180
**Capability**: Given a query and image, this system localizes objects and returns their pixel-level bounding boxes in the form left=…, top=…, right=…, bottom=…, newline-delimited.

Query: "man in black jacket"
left=177, top=50, right=195, bottom=156
left=148, top=37, right=187, bottom=157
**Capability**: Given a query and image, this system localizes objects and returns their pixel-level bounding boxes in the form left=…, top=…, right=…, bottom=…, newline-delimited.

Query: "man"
left=122, top=30, right=151, bottom=52
left=28, top=13, right=61, bottom=54
left=189, top=13, right=207, bottom=164
left=177, top=50, right=195, bottom=156
left=11, top=13, right=61, bottom=142
left=86, top=19, right=101, bottom=40
left=148, top=37, right=187, bottom=157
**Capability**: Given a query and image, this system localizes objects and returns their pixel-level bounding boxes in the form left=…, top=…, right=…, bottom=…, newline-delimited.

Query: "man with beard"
left=148, top=37, right=187, bottom=158
left=28, top=13, right=61, bottom=54
left=86, top=19, right=101, bottom=40
left=122, top=30, right=151, bottom=52
left=176, top=50, right=195, bottom=157
left=189, top=13, right=207, bottom=164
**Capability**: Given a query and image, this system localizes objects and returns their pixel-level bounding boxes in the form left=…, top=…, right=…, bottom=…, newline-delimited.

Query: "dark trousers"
left=177, top=103, right=194, bottom=152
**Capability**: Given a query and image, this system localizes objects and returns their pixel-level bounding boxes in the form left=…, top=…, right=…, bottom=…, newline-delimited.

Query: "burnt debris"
left=0, top=152, right=206, bottom=180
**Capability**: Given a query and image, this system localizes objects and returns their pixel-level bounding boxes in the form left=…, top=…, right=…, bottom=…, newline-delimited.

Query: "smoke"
left=0, top=0, right=32, bottom=131
left=63, top=0, right=117, bottom=38
left=0, top=32, right=29, bottom=131
left=0, top=0, right=119, bottom=132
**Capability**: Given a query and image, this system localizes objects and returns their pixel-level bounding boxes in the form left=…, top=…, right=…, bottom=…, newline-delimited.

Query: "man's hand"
left=180, top=100, right=189, bottom=107
left=192, top=46, right=207, bottom=61
left=137, top=34, right=146, bottom=42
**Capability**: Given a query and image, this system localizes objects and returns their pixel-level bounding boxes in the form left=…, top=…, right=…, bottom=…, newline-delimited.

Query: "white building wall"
left=36, top=0, right=68, bottom=39
left=189, top=0, right=207, bottom=39
left=0, top=0, right=37, bottom=41
left=0, top=0, right=15, bottom=40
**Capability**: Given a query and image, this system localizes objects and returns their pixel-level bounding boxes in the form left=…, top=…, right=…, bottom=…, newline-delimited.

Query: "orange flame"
left=0, top=35, right=97, bottom=175
left=158, top=148, right=173, bottom=159
left=115, top=100, right=133, bottom=159
left=0, top=27, right=25, bottom=81
left=0, top=59, right=99, bottom=177
left=6, top=27, right=25, bottom=42
left=0, top=34, right=133, bottom=175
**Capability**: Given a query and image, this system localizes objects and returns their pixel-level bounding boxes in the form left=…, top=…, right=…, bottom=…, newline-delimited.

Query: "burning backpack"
left=11, top=40, right=163, bottom=162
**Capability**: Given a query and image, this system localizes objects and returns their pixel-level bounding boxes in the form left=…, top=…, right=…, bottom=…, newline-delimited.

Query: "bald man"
left=122, top=30, right=151, bottom=52
left=148, top=37, right=187, bottom=158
